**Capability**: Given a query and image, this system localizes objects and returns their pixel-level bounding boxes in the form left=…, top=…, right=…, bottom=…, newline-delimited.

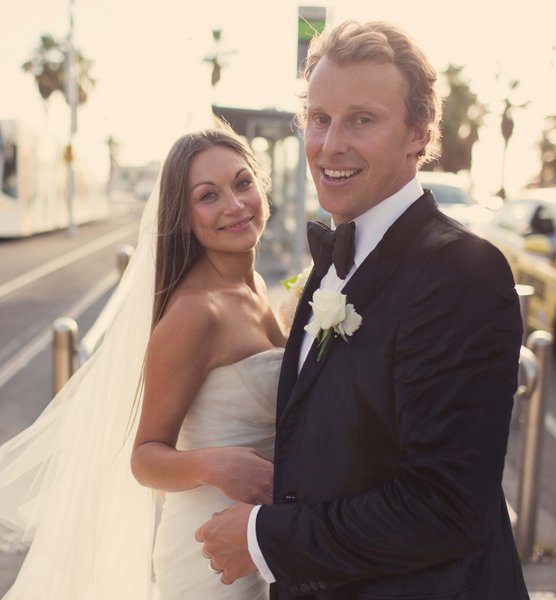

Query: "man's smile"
left=322, top=168, right=361, bottom=181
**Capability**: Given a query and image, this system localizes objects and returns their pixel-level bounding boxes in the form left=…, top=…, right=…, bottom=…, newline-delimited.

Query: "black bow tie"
left=306, top=220, right=356, bottom=279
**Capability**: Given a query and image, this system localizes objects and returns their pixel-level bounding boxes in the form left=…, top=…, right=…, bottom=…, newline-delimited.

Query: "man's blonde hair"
left=300, top=20, right=443, bottom=165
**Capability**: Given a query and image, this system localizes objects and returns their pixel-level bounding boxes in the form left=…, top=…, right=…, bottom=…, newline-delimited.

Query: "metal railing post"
left=516, top=345, right=536, bottom=401
left=515, top=329, right=553, bottom=560
left=513, top=284, right=536, bottom=425
left=52, top=246, right=137, bottom=389
left=116, top=244, right=134, bottom=278
left=515, top=284, right=535, bottom=345
left=53, top=317, right=79, bottom=394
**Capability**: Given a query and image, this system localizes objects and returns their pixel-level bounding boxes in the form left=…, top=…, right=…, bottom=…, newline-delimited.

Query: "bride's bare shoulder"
left=158, top=286, right=220, bottom=336
left=148, top=286, right=223, bottom=369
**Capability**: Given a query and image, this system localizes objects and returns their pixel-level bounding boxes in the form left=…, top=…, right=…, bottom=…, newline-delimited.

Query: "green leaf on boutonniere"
left=316, top=329, right=333, bottom=362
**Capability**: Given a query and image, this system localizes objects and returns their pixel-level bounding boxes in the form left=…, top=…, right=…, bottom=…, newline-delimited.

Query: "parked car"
left=474, top=187, right=556, bottom=333
left=418, top=171, right=494, bottom=228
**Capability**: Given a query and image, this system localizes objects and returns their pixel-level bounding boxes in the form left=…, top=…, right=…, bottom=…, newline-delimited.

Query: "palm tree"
left=203, top=29, right=236, bottom=88
left=425, top=64, right=487, bottom=174
left=497, top=79, right=529, bottom=198
left=22, top=33, right=95, bottom=106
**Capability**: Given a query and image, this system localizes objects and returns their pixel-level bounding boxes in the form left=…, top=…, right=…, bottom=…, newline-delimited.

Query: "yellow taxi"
left=474, top=187, right=556, bottom=333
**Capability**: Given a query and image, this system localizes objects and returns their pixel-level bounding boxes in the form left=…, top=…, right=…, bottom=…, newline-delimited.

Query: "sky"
left=1, top=0, right=555, bottom=196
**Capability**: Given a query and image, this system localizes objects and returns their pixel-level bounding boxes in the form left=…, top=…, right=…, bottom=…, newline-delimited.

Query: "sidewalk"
left=503, top=459, right=556, bottom=597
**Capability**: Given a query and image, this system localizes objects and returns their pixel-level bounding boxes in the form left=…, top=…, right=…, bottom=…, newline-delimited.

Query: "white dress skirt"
left=152, top=348, right=283, bottom=600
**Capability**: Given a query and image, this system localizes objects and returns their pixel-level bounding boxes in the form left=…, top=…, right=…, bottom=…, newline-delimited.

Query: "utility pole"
left=65, top=0, right=77, bottom=236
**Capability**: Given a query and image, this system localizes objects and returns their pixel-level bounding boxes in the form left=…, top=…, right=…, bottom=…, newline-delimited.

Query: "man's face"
left=304, top=58, right=426, bottom=223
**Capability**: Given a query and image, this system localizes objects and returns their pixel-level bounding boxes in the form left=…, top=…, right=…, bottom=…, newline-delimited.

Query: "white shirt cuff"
left=247, top=505, right=276, bottom=583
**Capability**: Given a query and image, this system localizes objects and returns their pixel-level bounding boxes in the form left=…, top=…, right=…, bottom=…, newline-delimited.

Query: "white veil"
left=0, top=176, right=161, bottom=599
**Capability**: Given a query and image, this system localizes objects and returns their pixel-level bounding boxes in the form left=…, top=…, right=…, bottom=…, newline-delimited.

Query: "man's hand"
left=195, top=502, right=257, bottom=584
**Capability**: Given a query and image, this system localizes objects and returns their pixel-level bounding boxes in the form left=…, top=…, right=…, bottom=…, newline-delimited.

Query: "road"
left=0, top=201, right=554, bottom=595
left=0, top=200, right=144, bottom=445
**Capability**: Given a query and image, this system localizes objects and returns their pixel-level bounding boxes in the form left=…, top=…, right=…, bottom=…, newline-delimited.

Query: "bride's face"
left=188, top=145, right=267, bottom=255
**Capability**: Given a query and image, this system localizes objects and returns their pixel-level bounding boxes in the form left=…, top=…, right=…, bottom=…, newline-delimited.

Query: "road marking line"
left=0, top=329, right=52, bottom=391
left=0, top=223, right=137, bottom=300
left=0, top=272, right=118, bottom=390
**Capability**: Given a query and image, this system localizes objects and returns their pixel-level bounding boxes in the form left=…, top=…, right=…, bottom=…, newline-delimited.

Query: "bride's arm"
left=130, top=293, right=273, bottom=504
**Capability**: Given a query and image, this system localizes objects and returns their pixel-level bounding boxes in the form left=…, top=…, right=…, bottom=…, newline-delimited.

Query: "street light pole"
left=65, top=0, right=77, bottom=236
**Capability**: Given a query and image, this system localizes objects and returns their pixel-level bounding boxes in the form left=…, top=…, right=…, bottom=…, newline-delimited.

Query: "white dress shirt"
left=247, top=176, right=424, bottom=583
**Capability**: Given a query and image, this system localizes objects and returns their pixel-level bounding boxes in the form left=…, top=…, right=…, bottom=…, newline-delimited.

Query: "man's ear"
left=407, top=122, right=429, bottom=157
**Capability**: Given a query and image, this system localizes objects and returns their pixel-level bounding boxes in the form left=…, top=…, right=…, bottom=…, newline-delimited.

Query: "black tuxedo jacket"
left=258, top=192, right=528, bottom=599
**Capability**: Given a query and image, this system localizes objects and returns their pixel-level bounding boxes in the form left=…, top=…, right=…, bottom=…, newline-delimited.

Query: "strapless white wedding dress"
left=152, top=347, right=283, bottom=600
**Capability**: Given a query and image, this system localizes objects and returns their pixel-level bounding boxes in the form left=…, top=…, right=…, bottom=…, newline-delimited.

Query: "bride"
left=0, top=121, right=286, bottom=599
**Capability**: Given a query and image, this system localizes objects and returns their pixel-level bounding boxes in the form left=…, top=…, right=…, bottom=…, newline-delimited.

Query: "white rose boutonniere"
left=277, top=265, right=313, bottom=334
left=304, top=289, right=362, bottom=362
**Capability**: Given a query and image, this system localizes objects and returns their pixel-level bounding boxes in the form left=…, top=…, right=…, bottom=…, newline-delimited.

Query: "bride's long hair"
left=153, top=120, right=271, bottom=330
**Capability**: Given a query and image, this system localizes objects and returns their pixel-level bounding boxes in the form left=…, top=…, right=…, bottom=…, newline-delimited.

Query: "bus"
left=0, top=119, right=108, bottom=237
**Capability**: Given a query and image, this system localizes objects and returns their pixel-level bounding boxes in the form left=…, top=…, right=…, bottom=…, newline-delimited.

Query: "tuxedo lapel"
left=279, top=318, right=332, bottom=416
left=341, top=192, right=439, bottom=309
left=277, top=192, right=439, bottom=427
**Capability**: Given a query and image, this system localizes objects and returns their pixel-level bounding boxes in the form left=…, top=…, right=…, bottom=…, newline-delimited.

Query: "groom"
left=196, top=20, right=528, bottom=599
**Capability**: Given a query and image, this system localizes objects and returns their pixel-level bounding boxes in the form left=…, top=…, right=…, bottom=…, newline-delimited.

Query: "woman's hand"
left=202, top=447, right=274, bottom=505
